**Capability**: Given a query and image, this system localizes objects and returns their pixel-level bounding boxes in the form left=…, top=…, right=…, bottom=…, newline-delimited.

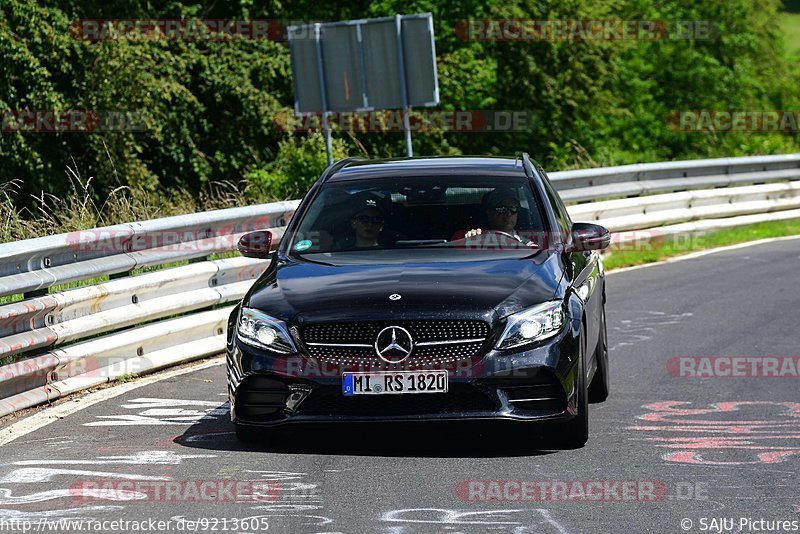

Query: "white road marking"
left=609, top=311, right=694, bottom=351
left=0, top=468, right=169, bottom=483
left=84, top=399, right=228, bottom=426
left=534, top=509, right=571, bottom=534
left=381, top=508, right=572, bottom=533
left=85, top=414, right=210, bottom=426
left=11, top=451, right=214, bottom=465
left=120, top=398, right=222, bottom=409
left=0, top=356, right=224, bottom=447
left=0, top=487, right=146, bottom=505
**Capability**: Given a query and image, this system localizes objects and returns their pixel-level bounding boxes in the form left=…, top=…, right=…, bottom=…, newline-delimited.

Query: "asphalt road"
left=1, top=239, right=798, bottom=534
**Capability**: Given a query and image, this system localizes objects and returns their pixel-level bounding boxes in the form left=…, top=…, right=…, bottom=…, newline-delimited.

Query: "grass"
left=0, top=166, right=254, bottom=305
left=0, top=294, right=24, bottom=305
left=116, top=372, right=139, bottom=383
left=0, top=165, right=251, bottom=244
left=604, top=218, right=800, bottom=270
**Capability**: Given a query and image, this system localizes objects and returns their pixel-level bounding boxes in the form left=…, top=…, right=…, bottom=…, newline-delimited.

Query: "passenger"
left=343, top=192, right=386, bottom=249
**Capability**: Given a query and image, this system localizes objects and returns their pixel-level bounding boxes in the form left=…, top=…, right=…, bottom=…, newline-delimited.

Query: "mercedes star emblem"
left=375, top=326, right=414, bottom=363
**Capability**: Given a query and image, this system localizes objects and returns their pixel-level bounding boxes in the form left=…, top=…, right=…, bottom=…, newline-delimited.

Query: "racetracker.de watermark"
left=456, top=480, right=710, bottom=502
left=668, top=110, right=800, bottom=132
left=1, top=110, right=145, bottom=133
left=68, top=479, right=281, bottom=504
left=63, top=216, right=279, bottom=254
left=456, top=19, right=715, bottom=41
left=667, top=356, right=800, bottom=378
left=274, top=110, right=539, bottom=133
left=71, top=19, right=285, bottom=41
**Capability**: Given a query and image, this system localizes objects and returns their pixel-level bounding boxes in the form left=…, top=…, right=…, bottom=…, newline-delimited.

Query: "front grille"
left=303, top=320, right=488, bottom=344
left=305, top=341, right=484, bottom=367
left=297, top=384, right=498, bottom=416
left=301, top=320, right=489, bottom=366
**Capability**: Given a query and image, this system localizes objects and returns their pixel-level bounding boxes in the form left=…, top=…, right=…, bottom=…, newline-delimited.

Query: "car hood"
left=247, top=251, right=565, bottom=324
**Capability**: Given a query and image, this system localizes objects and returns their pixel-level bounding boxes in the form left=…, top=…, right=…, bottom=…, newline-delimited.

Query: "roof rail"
left=317, top=157, right=366, bottom=184
left=520, top=152, right=534, bottom=178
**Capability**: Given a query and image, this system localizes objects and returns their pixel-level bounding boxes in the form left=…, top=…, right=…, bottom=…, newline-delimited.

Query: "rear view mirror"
left=237, top=230, right=274, bottom=258
left=569, top=223, right=611, bottom=252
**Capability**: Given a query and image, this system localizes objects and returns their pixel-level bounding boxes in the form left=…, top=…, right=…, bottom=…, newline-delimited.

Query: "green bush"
left=245, top=132, right=350, bottom=201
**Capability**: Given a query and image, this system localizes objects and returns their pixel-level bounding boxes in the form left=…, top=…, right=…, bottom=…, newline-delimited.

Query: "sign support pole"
left=314, top=23, right=333, bottom=165
left=395, top=15, right=413, bottom=157
left=322, top=115, right=333, bottom=166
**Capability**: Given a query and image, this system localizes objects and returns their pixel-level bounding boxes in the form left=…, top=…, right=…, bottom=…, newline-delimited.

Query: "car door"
left=537, top=165, right=603, bottom=360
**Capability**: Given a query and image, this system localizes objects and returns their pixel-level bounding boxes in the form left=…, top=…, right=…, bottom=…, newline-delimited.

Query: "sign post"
left=312, top=23, right=334, bottom=165
left=288, top=14, right=439, bottom=163
left=395, top=14, right=413, bottom=156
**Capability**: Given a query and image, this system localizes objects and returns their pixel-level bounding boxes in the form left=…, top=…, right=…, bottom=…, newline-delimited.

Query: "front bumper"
left=227, top=326, right=581, bottom=428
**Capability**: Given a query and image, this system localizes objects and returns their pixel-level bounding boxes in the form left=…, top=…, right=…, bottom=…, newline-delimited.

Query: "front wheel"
left=588, top=305, right=609, bottom=403
left=551, top=328, right=589, bottom=449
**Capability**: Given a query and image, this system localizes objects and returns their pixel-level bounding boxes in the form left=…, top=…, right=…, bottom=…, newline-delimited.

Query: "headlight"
left=495, top=300, right=565, bottom=350
left=237, top=308, right=297, bottom=354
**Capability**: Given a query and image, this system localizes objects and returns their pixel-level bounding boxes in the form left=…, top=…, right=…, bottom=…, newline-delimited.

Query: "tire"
left=588, top=305, right=610, bottom=403
left=552, top=327, right=589, bottom=449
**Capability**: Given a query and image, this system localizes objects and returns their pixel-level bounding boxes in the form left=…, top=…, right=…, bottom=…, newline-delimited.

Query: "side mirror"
left=237, top=230, right=274, bottom=258
left=569, top=222, right=611, bottom=252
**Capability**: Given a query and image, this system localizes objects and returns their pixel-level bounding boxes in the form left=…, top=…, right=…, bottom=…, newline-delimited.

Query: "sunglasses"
left=492, top=206, right=519, bottom=215
left=353, top=215, right=384, bottom=224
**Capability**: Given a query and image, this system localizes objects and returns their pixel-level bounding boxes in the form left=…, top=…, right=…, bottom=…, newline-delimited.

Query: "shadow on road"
left=173, top=401, right=561, bottom=458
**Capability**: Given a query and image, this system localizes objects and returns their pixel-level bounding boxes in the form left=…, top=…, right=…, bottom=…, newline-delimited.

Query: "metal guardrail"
left=0, top=201, right=298, bottom=416
left=551, top=154, right=800, bottom=203
left=1, top=154, right=799, bottom=417
left=569, top=181, right=800, bottom=231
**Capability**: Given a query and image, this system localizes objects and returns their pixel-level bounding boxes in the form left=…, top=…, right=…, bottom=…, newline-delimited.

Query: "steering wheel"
left=482, top=229, right=523, bottom=243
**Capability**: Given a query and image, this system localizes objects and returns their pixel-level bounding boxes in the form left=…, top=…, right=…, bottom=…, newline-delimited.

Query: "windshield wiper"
left=293, top=254, right=336, bottom=266
left=395, top=239, right=449, bottom=246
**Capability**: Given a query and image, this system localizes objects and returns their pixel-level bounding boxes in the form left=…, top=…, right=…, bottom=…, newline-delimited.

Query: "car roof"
left=327, top=156, right=527, bottom=182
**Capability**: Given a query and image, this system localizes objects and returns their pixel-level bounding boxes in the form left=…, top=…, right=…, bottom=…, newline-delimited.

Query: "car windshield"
left=286, top=176, right=548, bottom=261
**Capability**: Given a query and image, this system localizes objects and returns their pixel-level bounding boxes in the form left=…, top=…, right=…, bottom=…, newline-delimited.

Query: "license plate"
left=342, top=371, right=448, bottom=396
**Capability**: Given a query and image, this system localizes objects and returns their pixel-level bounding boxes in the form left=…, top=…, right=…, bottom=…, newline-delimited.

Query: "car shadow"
left=174, top=401, right=563, bottom=458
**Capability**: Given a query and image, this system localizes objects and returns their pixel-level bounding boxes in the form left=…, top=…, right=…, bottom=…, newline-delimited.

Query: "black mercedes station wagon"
left=227, top=154, right=611, bottom=448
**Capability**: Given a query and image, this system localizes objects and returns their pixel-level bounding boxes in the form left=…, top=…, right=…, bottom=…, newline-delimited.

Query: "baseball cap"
left=350, top=191, right=387, bottom=215
left=483, top=187, right=519, bottom=208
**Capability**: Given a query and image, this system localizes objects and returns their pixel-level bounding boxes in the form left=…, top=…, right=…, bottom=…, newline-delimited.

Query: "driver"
left=464, top=187, right=521, bottom=239
left=450, top=187, right=534, bottom=248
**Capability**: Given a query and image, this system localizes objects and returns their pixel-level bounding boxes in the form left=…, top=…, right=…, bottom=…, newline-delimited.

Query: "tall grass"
left=1, top=164, right=252, bottom=243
